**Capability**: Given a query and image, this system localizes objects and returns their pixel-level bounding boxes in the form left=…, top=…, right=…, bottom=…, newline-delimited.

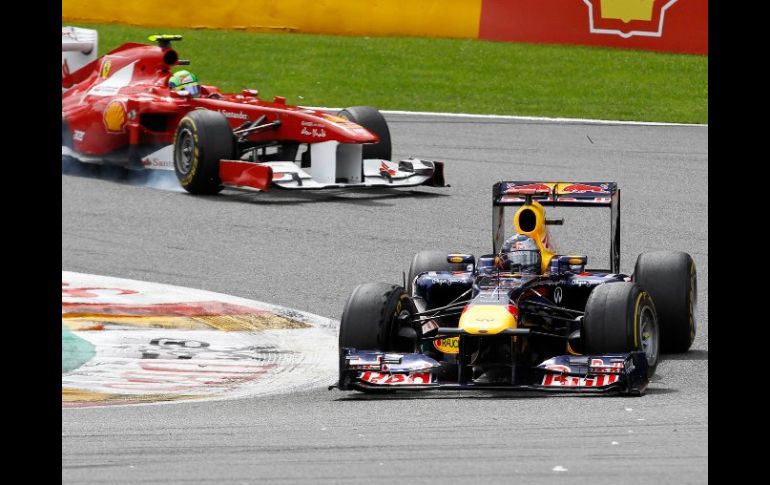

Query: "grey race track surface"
left=62, top=114, right=708, bottom=484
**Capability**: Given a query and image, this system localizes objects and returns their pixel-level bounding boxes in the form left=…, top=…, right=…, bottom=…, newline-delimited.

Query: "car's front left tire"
left=406, top=250, right=467, bottom=295
left=338, top=106, right=392, bottom=161
left=633, top=251, right=697, bottom=353
left=582, top=282, right=659, bottom=377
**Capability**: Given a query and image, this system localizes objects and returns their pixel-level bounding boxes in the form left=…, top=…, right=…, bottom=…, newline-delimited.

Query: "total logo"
left=582, top=0, right=679, bottom=39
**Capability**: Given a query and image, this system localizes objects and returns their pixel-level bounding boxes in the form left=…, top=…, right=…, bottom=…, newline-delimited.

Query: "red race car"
left=62, top=27, right=447, bottom=193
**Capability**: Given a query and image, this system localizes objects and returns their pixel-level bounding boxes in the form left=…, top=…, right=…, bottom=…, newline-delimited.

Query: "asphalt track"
left=62, top=114, right=708, bottom=484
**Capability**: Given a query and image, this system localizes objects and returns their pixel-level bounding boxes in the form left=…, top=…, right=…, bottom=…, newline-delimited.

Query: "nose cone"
left=459, top=305, right=517, bottom=335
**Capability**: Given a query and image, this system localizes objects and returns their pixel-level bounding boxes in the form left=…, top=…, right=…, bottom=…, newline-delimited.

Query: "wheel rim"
left=639, top=306, right=658, bottom=366
left=175, top=128, right=195, bottom=175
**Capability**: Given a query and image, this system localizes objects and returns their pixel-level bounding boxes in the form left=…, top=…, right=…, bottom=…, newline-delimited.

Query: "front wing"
left=220, top=158, right=446, bottom=191
left=65, top=143, right=446, bottom=191
left=335, top=349, right=650, bottom=396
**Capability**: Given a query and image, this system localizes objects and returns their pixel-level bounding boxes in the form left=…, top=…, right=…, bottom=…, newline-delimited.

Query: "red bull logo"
left=560, top=183, right=609, bottom=194
left=507, top=183, right=551, bottom=194
left=542, top=364, right=621, bottom=387
left=583, top=0, right=680, bottom=38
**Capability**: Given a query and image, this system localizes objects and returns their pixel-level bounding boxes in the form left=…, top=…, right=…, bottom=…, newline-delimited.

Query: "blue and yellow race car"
left=334, top=181, right=696, bottom=396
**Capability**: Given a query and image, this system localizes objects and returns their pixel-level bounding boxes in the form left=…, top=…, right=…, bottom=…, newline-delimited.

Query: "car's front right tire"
left=339, top=282, right=415, bottom=352
left=173, top=110, right=234, bottom=195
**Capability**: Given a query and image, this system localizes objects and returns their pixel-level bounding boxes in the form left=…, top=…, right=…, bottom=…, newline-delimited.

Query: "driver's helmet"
left=168, top=70, right=200, bottom=98
left=500, top=234, right=541, bottom=274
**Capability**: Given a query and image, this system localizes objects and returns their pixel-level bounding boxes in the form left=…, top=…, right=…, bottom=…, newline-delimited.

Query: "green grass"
left=74, top=22, right=707, bottom=123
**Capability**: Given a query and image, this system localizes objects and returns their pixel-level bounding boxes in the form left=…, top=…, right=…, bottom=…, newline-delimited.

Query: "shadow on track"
left=334, top=387, right=676, bottom=401
left=662, top=349, right=708, bottom=361
left=201, top=187, right=450, bottom=207
left=644, top=387, right=679, bottom=395
left=62, top=158, right=184, bottom=192
left=333, top=391, right=555, bottom=402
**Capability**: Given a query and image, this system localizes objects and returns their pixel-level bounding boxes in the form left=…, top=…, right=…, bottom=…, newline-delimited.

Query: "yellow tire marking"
left=633, top=291, right=647, bottom=349
left=689, top=263, right=696, bottom=339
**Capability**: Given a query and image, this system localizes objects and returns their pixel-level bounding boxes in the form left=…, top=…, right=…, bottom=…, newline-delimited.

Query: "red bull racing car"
left=62, top=27, right=446, bottom=193
left=334, top=181, right=697, bottom=396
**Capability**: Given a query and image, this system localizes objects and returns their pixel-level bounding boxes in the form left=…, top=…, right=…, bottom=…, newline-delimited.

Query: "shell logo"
left=583, top=0, right=679, bottom=38
left=103, top=101, right=127, bottom=133
left=601, top=0, right=655, bottom=22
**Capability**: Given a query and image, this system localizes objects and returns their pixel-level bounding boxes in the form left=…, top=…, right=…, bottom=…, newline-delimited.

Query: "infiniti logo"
left=554, top=287, right=563, bottom=304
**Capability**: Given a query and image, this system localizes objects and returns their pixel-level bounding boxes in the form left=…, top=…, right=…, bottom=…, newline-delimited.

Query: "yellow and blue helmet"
left=500, top=234, right=541, bottom=274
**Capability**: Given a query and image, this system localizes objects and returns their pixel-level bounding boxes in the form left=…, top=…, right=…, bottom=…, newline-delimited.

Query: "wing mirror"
left=447, top=254, right=475, bottom=271
left=556, top=255, right=587, bottom=273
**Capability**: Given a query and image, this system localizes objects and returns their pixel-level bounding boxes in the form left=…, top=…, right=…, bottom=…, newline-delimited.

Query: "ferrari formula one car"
left=62, top=27, right=446, bottom=193
left=334, top=181, right=697, bottom=396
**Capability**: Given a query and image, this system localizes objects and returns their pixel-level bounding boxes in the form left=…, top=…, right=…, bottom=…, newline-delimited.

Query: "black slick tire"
left=583, top=282, right=659, bottom=377
left=633, top=251, right=697, bottom=353
left=173, top=110, right=234, bottom=194
left=339, top=282, right=416, bottom=353
left=338, top=106, right=392, bottom=161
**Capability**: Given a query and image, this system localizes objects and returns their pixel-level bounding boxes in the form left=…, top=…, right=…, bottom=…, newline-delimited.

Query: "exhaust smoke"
left=62, top=158, right=185, bottom=193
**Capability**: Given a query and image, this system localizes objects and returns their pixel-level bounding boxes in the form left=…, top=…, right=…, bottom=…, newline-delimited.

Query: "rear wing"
left=492, top=181, right=621, bottom=273
left=62, top=26, right=98, bottom=92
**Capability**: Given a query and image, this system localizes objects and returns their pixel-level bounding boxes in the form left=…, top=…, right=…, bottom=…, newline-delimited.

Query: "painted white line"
left=305, top=106, right=707, bottom=127
left=381, top=110, right=707, bottom=127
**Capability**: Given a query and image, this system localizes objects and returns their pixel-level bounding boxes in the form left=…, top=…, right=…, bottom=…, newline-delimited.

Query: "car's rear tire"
left=633, top=251, right=697, bottom=353
left=338, top=106, right=392, bottom=161
left=407, top=250, right=467, bottom=295
left=173, top=110, right=234, bottom=195
left=583, top=282, right=659, bottom=377
left=339, top=282, right=416, bottom=353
